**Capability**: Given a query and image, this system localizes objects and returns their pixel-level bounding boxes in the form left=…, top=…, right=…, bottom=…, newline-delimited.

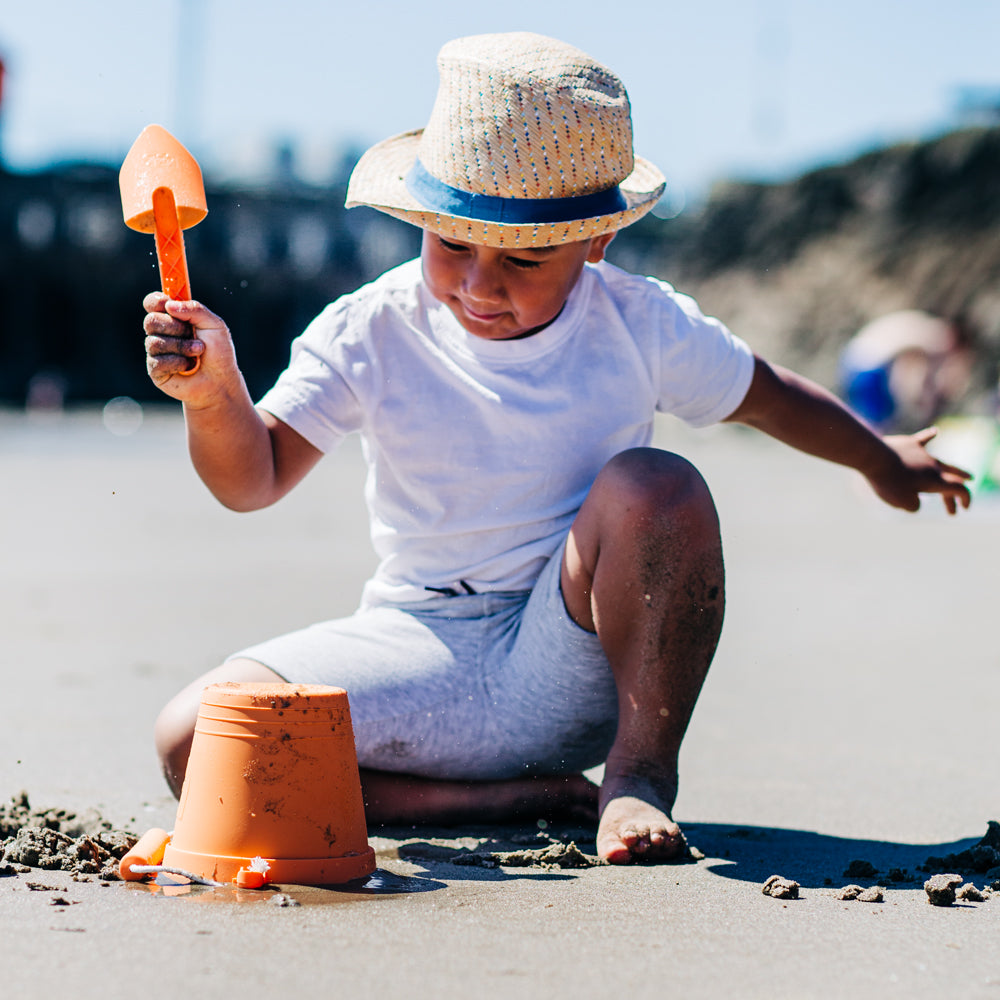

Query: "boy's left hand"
left=865, top=427, right=972, bottom=514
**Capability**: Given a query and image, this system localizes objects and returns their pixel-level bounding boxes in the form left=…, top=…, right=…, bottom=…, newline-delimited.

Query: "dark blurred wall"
left=0, top=163, right=421, bottom=404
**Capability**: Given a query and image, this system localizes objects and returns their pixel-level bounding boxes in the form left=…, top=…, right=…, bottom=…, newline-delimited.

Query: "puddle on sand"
left=127, top=868, right=446, bottom=906
left=326, top=869, right=444, bottom=895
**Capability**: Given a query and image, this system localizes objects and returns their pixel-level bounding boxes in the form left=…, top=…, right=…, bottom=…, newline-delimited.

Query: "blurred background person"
left=839, top=310, right=973, bottom=433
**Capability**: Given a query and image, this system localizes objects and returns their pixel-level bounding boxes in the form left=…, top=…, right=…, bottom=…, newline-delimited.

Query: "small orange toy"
left=118, top=827, right=171, bottom=881
left=119, top=124, right=208, bottom=374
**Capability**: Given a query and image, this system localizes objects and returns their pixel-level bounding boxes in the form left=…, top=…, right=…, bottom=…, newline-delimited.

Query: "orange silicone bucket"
left=162, top=682, right=376, bottom=885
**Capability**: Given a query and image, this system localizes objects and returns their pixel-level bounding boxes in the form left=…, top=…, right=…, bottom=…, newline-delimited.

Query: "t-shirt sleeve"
left=649, top=281, right=755, bottom=427
left=256, top=302, right=367, bottom=453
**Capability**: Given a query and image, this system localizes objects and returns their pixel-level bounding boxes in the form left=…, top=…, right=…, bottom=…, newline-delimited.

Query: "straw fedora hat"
left=346, top=32, right=666, bottom=248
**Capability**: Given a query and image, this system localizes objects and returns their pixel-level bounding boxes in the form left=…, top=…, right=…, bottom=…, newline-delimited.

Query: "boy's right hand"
left=142, top=293, right=240, bottom=405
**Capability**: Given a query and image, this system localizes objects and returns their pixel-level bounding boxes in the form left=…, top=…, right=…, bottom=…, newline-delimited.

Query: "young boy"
left=144, top=32, right=971, bottom=865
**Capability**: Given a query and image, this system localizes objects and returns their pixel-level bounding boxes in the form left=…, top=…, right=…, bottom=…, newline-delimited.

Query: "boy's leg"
left=359, top=770, right=597, bottom=826
left=561, top=447, right=725, bottom=864
left=156, top=659, right=598, bottom=822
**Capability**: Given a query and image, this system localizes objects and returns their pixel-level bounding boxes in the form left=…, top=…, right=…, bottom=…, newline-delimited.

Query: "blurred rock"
left=633, top=127, right=1000, bottom=405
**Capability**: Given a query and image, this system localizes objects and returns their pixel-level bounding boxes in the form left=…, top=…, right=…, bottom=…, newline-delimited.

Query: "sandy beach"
left=2, top=404, right=999, bottom=999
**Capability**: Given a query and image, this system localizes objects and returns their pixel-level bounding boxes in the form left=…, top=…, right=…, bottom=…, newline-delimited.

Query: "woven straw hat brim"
left=346, top=129, right=666, bottom=249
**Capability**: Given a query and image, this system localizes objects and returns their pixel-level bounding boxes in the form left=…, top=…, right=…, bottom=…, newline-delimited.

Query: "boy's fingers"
left=935, top=478, right=970, bottom=513
left=145, top=333, right=204, bottom=359
left=937, top=460, right=973, bottom=481
left=143, top=290, right=170, bottom=313
left=143, top=294, right=224, bottom=334
left=944, top=484, right=959, bottom=514
left=147, top=352, right=199, bottom=384
left=144, top=310, right=191, bottom=338
left=163, top=298, right=225, bottom=331
left=164, top=298, right=198, bottom=320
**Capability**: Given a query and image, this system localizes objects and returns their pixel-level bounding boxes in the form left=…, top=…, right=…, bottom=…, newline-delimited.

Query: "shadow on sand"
left=372, top=820, right=999, bottom=889
left=685, top=822, right=997, bottom=888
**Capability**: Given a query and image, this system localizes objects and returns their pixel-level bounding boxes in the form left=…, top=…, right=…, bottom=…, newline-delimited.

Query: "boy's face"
left=421, top=231, right=614, bottom=340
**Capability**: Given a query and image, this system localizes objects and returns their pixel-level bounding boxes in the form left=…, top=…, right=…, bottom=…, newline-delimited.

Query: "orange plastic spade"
left=120, top=124, right=208, bottom=375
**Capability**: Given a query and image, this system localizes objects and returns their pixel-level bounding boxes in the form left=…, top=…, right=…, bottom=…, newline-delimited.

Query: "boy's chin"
left=452, top=308, right=556, bottom=342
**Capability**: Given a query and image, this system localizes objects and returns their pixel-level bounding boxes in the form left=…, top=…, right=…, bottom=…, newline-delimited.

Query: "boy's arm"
left=143, top=294, right=322, bottom=511
left=724, top=355, right=972, bottom=514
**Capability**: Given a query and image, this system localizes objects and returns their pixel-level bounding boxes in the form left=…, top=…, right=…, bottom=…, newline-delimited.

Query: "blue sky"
left=2, top=1, right=998, bottom=206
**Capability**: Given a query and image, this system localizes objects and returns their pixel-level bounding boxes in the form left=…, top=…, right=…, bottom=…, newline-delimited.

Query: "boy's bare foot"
left=597, top=761, right=686, bottom=864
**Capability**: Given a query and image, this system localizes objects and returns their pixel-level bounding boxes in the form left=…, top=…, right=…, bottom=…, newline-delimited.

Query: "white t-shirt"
left=258, top=257, right=755, bottom=606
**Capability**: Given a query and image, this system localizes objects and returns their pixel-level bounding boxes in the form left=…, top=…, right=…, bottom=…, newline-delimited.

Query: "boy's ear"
left=586, top=232, right=616, bottom=263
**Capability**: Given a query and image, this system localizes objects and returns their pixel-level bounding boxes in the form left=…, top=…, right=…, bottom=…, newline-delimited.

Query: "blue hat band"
left=405, top=158, right=628, bottom=225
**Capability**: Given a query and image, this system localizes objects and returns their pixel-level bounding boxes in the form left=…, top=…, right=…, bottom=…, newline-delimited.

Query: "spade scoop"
left=120, top=124, right=207, bottom=374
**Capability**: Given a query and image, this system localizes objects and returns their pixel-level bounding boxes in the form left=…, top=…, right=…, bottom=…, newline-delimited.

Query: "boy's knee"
left=564, top=448, right=724, bottom=633
left=596, top=448, right=715, bottom=527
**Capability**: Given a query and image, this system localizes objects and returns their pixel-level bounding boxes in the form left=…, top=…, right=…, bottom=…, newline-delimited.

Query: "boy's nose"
left=461, top=259, right=504, bottom=304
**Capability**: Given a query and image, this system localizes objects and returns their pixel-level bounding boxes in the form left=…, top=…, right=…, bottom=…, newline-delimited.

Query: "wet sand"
left=2, top=405, right=999, bottom=998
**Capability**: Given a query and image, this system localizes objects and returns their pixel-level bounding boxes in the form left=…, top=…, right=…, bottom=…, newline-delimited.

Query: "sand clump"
left=762, top=875, right=800, bottom=899
left=924, top=873, right=965, bottom=907
left=453, top=840, right=605, bottom=871
left=957, top=883, right=987, bottom=903
left=0, top=792, right=136, bottom=881
left=836, top=884, right=885, bottom=903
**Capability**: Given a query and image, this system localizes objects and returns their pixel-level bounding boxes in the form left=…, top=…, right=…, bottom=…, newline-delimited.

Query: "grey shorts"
left=230, top=542, right=618, bottom=781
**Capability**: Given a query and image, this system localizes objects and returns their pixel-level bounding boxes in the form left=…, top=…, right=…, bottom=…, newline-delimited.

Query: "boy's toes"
left=598, top=824, right=675, bottom=864
left=596, top=827, right=638, bottom=865
left=596, top=798, right=687, bottom=864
